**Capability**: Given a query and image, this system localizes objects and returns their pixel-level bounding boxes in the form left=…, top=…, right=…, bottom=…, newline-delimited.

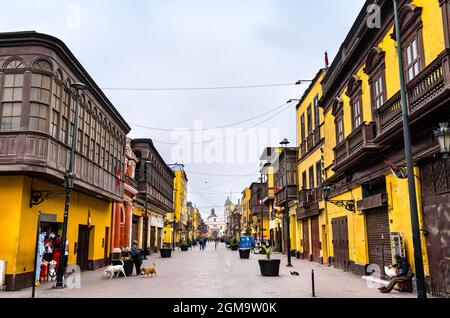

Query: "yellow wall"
left=385, top=168, right=429, bottom=275
left=326, top=187, right=369, bottom=265
left=0, top=176, right=112, bottom=278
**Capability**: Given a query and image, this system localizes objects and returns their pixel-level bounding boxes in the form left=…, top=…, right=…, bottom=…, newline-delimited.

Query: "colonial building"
left=282, top=0, right=450, bottom=296
left=0, top=31, right=130, bottom=290
left=131, top=139, right=174, bottom=254
left=110, top=138, right=138, bottom=255
left=295, top=68, right=327, bottom=263
left=166, top=163, right=188, bottom=245
left=249, top=182, right=270, bottom=242
left=205, top=208, right=225, bottom=239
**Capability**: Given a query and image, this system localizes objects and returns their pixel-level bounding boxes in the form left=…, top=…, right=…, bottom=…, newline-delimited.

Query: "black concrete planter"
left=258, top=259, right=280, bottom=277
left=111, top=259, right=134, bottom=277
left=239, top=248, right=251, bottom=259
left=160, top=248, right=172, bottom=258
left=180, top=245, right=189, bottom=251
left=230, top=244, right=239, bottom=251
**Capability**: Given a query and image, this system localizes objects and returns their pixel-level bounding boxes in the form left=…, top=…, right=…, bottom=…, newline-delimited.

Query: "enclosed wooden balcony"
left=274, top=185, right=298, bottom=207
left=375, top=49, right=450, bottom=142
left=333, top=122, right=379, bottom=172
left=297, top=188, right=322, bottom=219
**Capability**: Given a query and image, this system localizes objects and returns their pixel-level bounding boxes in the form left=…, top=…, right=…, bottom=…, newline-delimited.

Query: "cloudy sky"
left=2, top=0, right=364, bottom=219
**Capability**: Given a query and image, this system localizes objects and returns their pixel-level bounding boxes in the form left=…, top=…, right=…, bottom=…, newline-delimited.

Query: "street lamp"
left=143, top=160, right=152, bottom=260
left=55, top=82, right=86, bottom=288
left=392, top=0, right=426, bottom=298
left=280, top=138, right=293, bottom=267
left=434, top=123, right=450, bottom=158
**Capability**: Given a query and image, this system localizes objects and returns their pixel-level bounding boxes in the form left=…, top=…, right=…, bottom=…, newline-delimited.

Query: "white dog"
left=48, top=260, right=57, bottom=281
left=102, top=260, right=126, bottom=279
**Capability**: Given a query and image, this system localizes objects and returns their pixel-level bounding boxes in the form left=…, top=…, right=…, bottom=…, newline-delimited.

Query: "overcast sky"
left=2, top=0, right=364, bottom=220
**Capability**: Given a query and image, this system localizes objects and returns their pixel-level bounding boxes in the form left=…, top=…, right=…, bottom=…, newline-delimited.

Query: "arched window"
left=3, top=57, right=26, bottom=69
left=346, top=75, right=363, bottom=130
left=32, top=59, right=53, bottom=73
left=364, top=47, right=386, bottom=110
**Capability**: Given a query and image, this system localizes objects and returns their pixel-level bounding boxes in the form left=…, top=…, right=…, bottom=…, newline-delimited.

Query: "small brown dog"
left=141, top=263, right=157, bottom=278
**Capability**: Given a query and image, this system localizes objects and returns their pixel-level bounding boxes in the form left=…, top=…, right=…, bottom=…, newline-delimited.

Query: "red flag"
left=325, top=51, right=329, bottom=68
left=274, top=186, right=283, bottom=192
left=117, top=165, right=121, bottom=186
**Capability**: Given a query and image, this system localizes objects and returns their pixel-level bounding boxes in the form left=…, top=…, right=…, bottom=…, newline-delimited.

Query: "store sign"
left=269, top=220, right=276, bottom=230
left=150, top=216, right=164, bottom=228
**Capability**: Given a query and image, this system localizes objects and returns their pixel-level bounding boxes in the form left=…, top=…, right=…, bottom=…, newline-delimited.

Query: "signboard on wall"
left=150, top=215, right=164, bottom=228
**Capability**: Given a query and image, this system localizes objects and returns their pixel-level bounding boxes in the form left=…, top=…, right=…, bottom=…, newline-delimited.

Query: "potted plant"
left=229, top=237, right=239, bottom=251
left=238, top=248, right=251, bottom=259
left=180, top=241, right=190, bottom=251
left=258, top=245, right=280, bottom=276
left=160, top=244, right=172, bottom=258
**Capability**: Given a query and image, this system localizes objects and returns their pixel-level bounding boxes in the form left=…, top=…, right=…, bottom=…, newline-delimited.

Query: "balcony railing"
left=333, top=122, right=378, bottom=170
left=376, top=49, right=449, bottom=137
left=313, top=126, right=321, bottom=145
left=306, top=133, right=313, bottom=152
left=125, top=176, right=138, bottom=189
left=300, top=142, right=307, bottom=157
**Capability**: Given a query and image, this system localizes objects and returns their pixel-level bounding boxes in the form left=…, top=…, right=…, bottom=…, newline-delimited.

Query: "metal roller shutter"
left=366, top=208, right=392, bottom=276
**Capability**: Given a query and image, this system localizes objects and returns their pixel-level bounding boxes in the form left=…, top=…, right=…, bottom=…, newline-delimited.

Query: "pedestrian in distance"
left=131, top=240, right=143, bottom=276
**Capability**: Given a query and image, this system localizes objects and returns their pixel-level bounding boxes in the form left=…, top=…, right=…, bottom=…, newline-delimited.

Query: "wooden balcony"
left=333, top=122, right=379, bottom=172
left=274, top=185, right=298, bottom=207
left=306, top=134, right=313, bottom=152
left=375, top=49, right=450, bottom=141
left=313, top=126, right=321, bottom=145
left=0, top=131, right=123, bottom=201
left=297, top=188, right=322, bottom=219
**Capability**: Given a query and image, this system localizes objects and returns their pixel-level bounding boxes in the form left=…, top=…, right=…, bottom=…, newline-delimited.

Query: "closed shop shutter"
left=302, top=219, right=309, bottom=258
left=366, top=208, right=392, bottom=276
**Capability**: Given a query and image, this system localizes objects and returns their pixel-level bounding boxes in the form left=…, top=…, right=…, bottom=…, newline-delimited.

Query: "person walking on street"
left=131, top=240, right=143, bottom=276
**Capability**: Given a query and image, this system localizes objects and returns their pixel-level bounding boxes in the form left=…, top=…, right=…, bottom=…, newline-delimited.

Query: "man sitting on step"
left=379, top=254, right=412, bottom=293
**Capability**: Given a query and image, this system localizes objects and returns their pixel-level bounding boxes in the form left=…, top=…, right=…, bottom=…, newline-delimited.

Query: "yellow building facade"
left=308, top=0, right=450, bottom=295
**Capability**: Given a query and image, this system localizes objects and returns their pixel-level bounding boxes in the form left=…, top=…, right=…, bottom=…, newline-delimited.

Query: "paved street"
left=1, top=243, right=415, bottom=298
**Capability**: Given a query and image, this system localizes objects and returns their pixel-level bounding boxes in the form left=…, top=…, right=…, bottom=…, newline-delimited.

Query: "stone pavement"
left=0, top=242, right=415, bottom=298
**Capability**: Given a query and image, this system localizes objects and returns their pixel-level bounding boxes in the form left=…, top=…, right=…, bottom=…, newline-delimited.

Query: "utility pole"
left=392, top=0, right=426, bottom=298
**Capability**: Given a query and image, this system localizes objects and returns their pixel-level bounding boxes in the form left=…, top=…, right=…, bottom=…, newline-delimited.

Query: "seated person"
left=379, top=254, right=412, bottom=293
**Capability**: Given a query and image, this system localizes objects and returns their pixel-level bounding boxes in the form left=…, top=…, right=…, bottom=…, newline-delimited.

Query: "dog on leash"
left=141, top=263, right=157, bottom=278
left=103, top=259, right=126, bottom=279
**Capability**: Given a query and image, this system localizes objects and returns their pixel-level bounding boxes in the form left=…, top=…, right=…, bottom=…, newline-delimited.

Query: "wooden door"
left=420, top=157, right=450, bottom=295
left=332, top=216, right=349, bottom=271
left=302, top=219, right=309, bottom=259
left=311, top=216, right=320, bottom=263
left=131, top=215, right=139, bottom=243
left=366, top=208, right=391, bottom=277
left=77, top=225, right=90, bottom=271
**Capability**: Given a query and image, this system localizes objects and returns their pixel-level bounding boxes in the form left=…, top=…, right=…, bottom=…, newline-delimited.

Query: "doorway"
left=332, top=216, right=350, bottom=271
left=311, top=216, right=320, bottom=263
left=302, top=219, right=310, bottom=259
left=77, top=225, right=91, bottom=271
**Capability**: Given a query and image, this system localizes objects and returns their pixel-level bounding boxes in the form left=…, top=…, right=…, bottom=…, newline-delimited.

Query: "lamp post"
left=143, top=160, right=151, bottom=260
left=392, top=0, right=426, bottom=298
left=172, top=214, right=176, bottom=251
left=280, top=138, right=293, bottom=267
left=434, top=123, right=450, bottom=158
left=55, top=82, right=86, bottom=288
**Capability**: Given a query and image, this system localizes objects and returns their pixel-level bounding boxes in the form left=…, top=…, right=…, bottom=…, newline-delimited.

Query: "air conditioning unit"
left=0, top=259, right=6, bottom=290
left=390, top=232, right=406, bottom=263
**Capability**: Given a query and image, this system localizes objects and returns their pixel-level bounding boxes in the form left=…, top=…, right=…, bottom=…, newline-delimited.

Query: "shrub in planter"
left=238, top=248, right=251, bottom=259
left=180, top=241, right=190, bottom=251
left=160, top=247, right=172, bottom=258
left=229, top=237, right=239, bottom=251
left=258, top=245, right=280, bottom=277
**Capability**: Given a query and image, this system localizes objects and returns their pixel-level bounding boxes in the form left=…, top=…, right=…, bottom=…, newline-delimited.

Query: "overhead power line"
left=151, top=102, right=293, bottom=146
left=185, top=170, right=260, bottom=177
left=131, top=102, right=289, bottom=132
left=101, top=81, right=312, bottom=92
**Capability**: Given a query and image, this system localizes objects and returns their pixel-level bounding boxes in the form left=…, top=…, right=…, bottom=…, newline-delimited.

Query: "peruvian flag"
left=274, top=186, right=283, bottom=192
left=257, top=198, right=262, bottom=205
left=325, top=51, right=329, bottom=68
